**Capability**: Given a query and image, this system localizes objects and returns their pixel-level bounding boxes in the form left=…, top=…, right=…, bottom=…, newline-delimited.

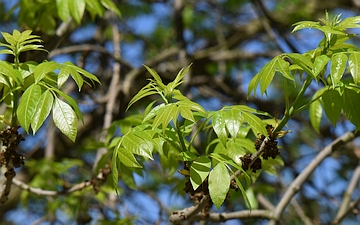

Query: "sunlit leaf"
left=309, top=88, right=326, bottom=133
left=276, top=58, right=294, bottom=81
left=212, top=111, right=228, bottom=146
left=69, top=0, right=85, bottom=24
left=17, top=84, right=41, bottom=133
left=242, top=112, right=267, bottom=136
left=53, top=98, right=78, bottom=142
left=117, top=147, right=142, bottom=168
left=259, top=57, right=277, bottom=94
left=56, top=0, right=70, bottom=22
left=100, top=0, right=122, bottom=17
left=223, top=109, right=242, bottom=138
left=121, top=132, right=154, bottom=160
left=286, top=53, right=314, bottom=77
left=153, top=103, right=178, bottom=133
left=313, top=55, right=330, bottom=77
left=330, top=53, right=347, bottom=87
left=209, top=162, right=230, bottom=209
left=34, top=61, right=61, bottom=84
left=348, top=52, right=360, bottom=84
left=31, top=90, right=54, bottom=133
left=190, top=156, right=211, bottom=190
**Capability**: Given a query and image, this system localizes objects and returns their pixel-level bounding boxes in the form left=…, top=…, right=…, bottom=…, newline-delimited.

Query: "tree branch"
left=169, top=195, right=211, bottom=223
left=269, top=131, right=359, bottom=225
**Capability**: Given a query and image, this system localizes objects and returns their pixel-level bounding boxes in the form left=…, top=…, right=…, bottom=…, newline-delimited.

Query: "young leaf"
left=52, top=98, right=78, bottom=142
left=56, top=0, right=71, bottom=22
left=313, top=55, right=330, bottom=77
left=309, top=88, right=326, bottom=133
left=51, top=88, right=84, bottom=124
left=242, top=112, right=267, bottom=137
left=69, top=0, right=85, bottom=24
left=259, top=57, right=277, bottom=94
left=100, top=0, right=122, bottom=17
left=208, top=162, right=230, bottom=209
left=330, top=53, right=348, bottom=87
left=117, top=147, right=142, bottom=168
left=31, top=90, right=54, bottom=133
left=121, top=132, right=154, bottom=160
left=286, top=53, right=314, bottom=77
left=190, top=156, right=211, bottom=190
left=111, top=151, right=119, bottom=195
left=152, top=103, right=178, bottom=133
left=34, top=61, right=61, bottom=84
left=275, top=58, right=294, bottom=81
left=0, top=61, right=22, bottom=85
left=17, top=84, right=41, bottom=133
left=322, top=89, right=342, bottom=126
left=348, top=52, right=360, bottom=84
left=212, top=111, right=228, bottom=146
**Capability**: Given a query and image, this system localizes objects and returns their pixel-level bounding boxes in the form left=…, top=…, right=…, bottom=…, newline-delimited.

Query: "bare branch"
left=269, top=131, right=359, bottom=225
left=191, top=209, right=272, bottom=222
left=169, top=195, right=211, bottom=223
left=333, top=163, right=360, bottom=224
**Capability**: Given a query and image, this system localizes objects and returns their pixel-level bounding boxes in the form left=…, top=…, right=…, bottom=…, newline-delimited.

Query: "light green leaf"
left=233, top=175, right=251, bottom=210
left=111, top=151, right=119, bottom=195
left=178, top=151, right=198, bottom=161
left=190, top=156, right=211, bottom=190
left=51, top=88, right=84, bottom=124
left=117, top=147, right=142, bottom=168
left=286, top=53, right=314, bottom=77
left=322, top=89, right=342, bottom=126
left=259, top=57, right=277, bottom=94
left=209, top=162, right=230, bottom=209
left=127, top=83, right=158, bottom=111
left=31, top=90, right=54, bottom=133
left=276, top=58, right=294, bottom=81
left=53, top=98, right=78, bottom=142
left=248, top=73, right=260, bottom=97
left=56, top=0, right=70, bottom=22
left=143, top=65, right=166, bottom=90
left=309, top=88, right=326, bottom=133
left=100, top=0, right=121, bottom=17
left=34, top=61, right=61, bottom=84
left=348, top=52, right=360, bottom=84
left=17, top=84, right=41, bottom=133
left=0, top=61, right=22, bottom=85
left=57, top=65, right=70, bottom=88
left=153, top=103, right=178, bottom=133
left=121, top=132, right=154, bottom=160
left=330, top=53, right=347, bottom=87
left=245, top=188, right=258, bottom=209
left=85, top=0, right=105, bottom=19
left=291, top=21, right=320, bottom=33
left=223, top=109, right=242, bottom=138
left=69, top=0, right=85, bottom=24
left=242, top=112, right=267, bottom=136
left=338, top=15, right=360, bottom=29
left=212, top=111, right=228, bottom=146
left=313, top=55, right=330, bottom=77
left=343, top=88, right=360, bottom=129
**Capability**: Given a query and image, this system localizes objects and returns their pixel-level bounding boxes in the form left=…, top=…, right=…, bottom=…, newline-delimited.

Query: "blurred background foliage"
left=0, top=0, right=360, bottom=224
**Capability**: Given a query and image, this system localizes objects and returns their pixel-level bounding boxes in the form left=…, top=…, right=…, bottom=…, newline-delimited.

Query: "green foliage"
left=108, top=13, right=360, bottom=212
left=14, top=0, right=121, bottom=34
left=0, top=30, right=100, bottom=141
left=249, top=13, right=360, bottom=132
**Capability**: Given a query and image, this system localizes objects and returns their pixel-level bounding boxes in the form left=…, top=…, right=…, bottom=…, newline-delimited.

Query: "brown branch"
left=93, top=11, right=122, bottom=171
left=269, top=131, right=359, bottom=225
left=332, top=163, right=360, bottom=224
left=169, top=195, right=211, bottom=223
left=190, top=209, right=272, bottom=222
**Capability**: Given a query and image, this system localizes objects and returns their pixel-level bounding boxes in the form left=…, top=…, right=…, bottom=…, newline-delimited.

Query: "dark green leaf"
left=322, top=89, right=342, bottom=126
left=208, top=162, right=230, bottom=209
left=343, top=88, right=360, bottom=129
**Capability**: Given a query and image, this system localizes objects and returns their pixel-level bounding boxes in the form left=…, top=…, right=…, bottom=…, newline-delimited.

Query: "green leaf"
left=309, top=88, right=326, bottom=133
left=0, top=61, right=22, bottom=85
left=348, top=52, right=360, bottom=84
left=69, top=0, right=85, bottom=24
left=34, top=61, right=61, bottom=84
left=291, top=21, right=320, bottom=33
left=111, top=151, right=119, bottom=195
left=276, top=58, right=294, bottom=81
left=56, top=0, right=70, bottom=22
left=212, top=111, right=228, bottom=146
left=178, top=151, right=198, bottom=161
left=233, top=175, right=251, bottom=210
left=208, top=162, right=230, bottom=209
left=85, top=0, right=105, bottom=19
left=223, top=109, right=242, bottom=138
left=62, top=62, right=100, bottom=88
left=51, top=88, right=84, bottom=124
left=153, top=103, right=178, bottom=133
left=127, top=83, right=158, bottom=111
left=286, top=53, right=314, bottom=77
left=121, top=132, right=154, bottom=160
left=343, top=88, right=360, bottom=129
left=330, top=53, right=347, bottom=87
left=259, top=57, right=277, bottom=94
left=313, top=55, right=330, bottom=77
left=57, top=65, right=71, bottom=88
left=100, top=0, right=121, bottom=17
left=117, top=147, right=142, bottom=168
left=248, top=73, right=260, bottom=97
left=17, top=84, right=41, bottom=133
left=338, top=15, right=360, bottom=29
left=242, top=112, right=267, bottom=136
left=52, top=98, right=78, bottom=142
left=190, top=156, right=211, bottom=190
left=143, top=65, right=166, bottom=90
left=322, top=89, right=342, bottom=126
left=31, top=90, right=54, bottom=133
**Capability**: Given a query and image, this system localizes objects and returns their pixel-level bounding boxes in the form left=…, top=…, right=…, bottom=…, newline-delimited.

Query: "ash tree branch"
left=332, top=163, right=360, bottom=224
left=169, top=195, right=211, bottom=223
left=93, top=11, right=122, bottom=171
left=269, top=131, right=359, bottom=225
